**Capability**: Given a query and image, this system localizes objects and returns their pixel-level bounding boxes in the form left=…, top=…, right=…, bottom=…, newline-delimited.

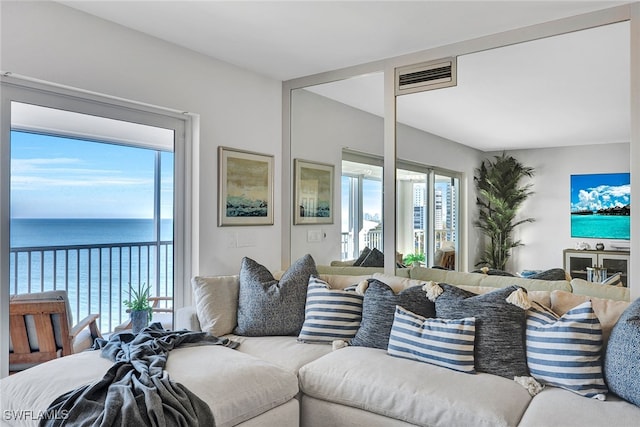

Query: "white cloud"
left=573, top=183, right=630, bottom=212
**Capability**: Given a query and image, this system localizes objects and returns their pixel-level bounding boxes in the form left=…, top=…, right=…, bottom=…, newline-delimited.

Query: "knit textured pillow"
left=297, top=276, right=363, bottom=344
left=388, top=305, right=476, bottom=373
left=352, top=247, right=371, bottom=266
left=527, top=300, right=607, bottom=400
left=359, top=248, right=384, bottom=267
left=604, top=297, right=640, bottom=406
left=234, top=254, right=317, bottom=336
left=351, top=279, right=435, bottom=349
left=435, top=284, right=529, bottom=378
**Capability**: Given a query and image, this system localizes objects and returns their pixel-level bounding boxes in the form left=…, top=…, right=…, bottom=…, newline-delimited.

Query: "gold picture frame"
left=294, top=159, right=334, bottom=225
left=218, top=146, right=274, bottom=226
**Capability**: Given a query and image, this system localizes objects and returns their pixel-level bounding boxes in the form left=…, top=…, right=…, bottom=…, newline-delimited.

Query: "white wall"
left=501, top=142, right=630, bottom=273
left=290, top=89, right=384, bottom=265
left=1, top=2, right=283, bottom=279
left=291, top=88, right=484, bottom=269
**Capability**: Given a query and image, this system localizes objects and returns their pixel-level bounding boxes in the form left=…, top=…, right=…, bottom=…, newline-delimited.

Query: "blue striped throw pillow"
left=388, top=306, right=476, bottom=373
left=297, top=276, right=364, bottom=344
left=526, top=301, right=608, bottom=399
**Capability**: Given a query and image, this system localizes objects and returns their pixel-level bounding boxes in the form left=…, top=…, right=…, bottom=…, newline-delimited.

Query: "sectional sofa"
left=2, top=259, right=639, bottom=427
left=176, top=260, right=639, bottom=426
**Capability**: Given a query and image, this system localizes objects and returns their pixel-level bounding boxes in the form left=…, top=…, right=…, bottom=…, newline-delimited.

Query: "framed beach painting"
left=570, top=172, right=630, bottom=240
left=218, top=146, right=274, bottom=226
left=294, top=159, right=334, bottom=225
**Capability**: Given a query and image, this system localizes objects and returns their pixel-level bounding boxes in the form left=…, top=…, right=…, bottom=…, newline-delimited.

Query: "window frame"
left=0, top=76, right=194, bottom=377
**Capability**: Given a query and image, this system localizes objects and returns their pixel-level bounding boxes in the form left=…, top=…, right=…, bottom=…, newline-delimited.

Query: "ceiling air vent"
left=395, top=58, right=457, bottom=96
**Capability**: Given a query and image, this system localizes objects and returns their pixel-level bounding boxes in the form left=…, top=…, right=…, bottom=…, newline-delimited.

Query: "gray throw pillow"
left=351, top=279, right=435, bottom=349
left=234, top=254, right=317, bottom=336
left=435, top=284, right=529, bottom=378
left=360, top=247, right=385, bottom=267
left=604, top=297, right=640, bottom=407
left=471, top=268, right=516, bottom=277
left=352, top=247, right=371, bottom=266
left=529, top=268, right=567, bottom=281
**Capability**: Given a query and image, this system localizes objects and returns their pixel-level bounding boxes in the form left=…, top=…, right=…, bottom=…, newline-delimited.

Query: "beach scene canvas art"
left=570, top=173, right=630, bottom=240
left=218, top=147, right=273, bottom=226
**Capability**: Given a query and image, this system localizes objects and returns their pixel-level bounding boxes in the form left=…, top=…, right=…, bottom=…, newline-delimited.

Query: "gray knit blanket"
left=40, top=323, right=238, bottom=427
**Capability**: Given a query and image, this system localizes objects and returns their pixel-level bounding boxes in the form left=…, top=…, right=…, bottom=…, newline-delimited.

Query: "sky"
left=570, top=172, right=630, bottom=213
left=10, top=131, right=174, bottom=219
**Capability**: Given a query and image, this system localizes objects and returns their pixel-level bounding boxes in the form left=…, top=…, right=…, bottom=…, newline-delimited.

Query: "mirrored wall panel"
left=290, top=72, right=384, bottom=266
left=395, top=22, right=630, bottom=274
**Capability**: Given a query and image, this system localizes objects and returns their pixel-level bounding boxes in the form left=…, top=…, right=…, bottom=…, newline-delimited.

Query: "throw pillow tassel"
left=514, top=376, right=544, bottom=396
left=332, top=340, right=349, bottom=351
left=422, top=281, right=443, bottom=302
left=506, top=288, right=531, bottom=310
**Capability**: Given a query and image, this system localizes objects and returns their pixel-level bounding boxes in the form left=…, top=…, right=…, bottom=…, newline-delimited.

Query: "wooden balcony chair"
left=113, top=296, right=174, bottom=333
left=9, top=290, right=101, bottom=373
left=440, top=250, right=455, bottom=270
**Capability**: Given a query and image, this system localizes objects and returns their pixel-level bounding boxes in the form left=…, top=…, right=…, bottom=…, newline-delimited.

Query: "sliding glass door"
left=341, top=154, right=383, bottom=261
left=1, top=78, right=191, bottom=377
left=397, top=164, right=459, bottom=268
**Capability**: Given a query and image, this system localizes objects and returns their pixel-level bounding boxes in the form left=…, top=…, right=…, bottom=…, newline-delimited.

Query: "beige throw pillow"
left=372, top=273, right=426, bottom=293
left=192, top=275, right=240, bottom=336
left=550, top=290, right=630, bottom=345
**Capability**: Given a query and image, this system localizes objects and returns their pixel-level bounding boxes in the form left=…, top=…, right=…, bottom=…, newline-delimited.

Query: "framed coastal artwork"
left=570, top=172, right=630, bottom=240
left=294, top=159, right=334, bottom=225
left=218, top=146, right=274, bottom=226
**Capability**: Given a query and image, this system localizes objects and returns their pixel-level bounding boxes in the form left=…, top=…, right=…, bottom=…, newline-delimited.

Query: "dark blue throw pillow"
left=351, top=279, right=435, bottom=349
left=435, top=284, right=529, bottom=379
left=604, top=298, right=640, bottom=407
left=234, top=254, right=317, bottom=336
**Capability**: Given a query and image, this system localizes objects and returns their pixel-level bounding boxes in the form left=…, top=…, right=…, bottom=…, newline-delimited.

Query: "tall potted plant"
left=124, top=283, right=153, bottom=333
left=474, top=152, right=534, bottom=271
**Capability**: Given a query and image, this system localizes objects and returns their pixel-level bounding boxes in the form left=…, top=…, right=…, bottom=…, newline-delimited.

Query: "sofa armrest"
left=176, top=306, right=201, bottom=331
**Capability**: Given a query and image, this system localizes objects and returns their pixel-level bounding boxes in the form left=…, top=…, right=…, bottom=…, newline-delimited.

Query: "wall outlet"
left=307, top=229, right=323, bottom=243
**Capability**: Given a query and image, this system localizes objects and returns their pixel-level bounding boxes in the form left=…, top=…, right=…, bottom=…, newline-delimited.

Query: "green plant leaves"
left=474, top=153, right=534, bottom=270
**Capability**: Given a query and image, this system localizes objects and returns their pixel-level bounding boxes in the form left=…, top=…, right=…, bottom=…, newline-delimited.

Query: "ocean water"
left=11, top=218, right=173, bottom=247
left=10, top=218, right=174, bottom=331
left=571, top=215, right=630, bottom=240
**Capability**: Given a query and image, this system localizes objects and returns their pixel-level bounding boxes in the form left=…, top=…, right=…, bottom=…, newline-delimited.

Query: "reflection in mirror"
left=396, top=163, right=460, bottom=269
left=341, top=156, right=383, bottom=261
left=290, top=73, right=384, bottom=266
left=395, top=22, right=629, bottom=274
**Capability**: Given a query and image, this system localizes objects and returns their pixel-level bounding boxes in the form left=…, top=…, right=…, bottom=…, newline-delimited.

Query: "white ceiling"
left=308, top=21, right=630, bottom=151
left=58, top=1, right=631, bottom=151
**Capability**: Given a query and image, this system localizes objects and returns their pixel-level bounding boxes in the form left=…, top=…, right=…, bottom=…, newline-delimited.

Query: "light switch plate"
left=307, top=229, right=323, bottom=242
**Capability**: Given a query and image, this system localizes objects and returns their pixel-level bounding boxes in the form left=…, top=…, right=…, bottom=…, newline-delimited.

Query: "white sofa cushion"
left=409, top=267, right=573, bottom=293
left=224, top=335, right=332, bottom=375
left=299, top=346, right=532, bottom=427
left=570, top=278, right=630, bottom=301
left=0, top=345, right=299, bottom=427
left=518, top=387, right=640, bottom=427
